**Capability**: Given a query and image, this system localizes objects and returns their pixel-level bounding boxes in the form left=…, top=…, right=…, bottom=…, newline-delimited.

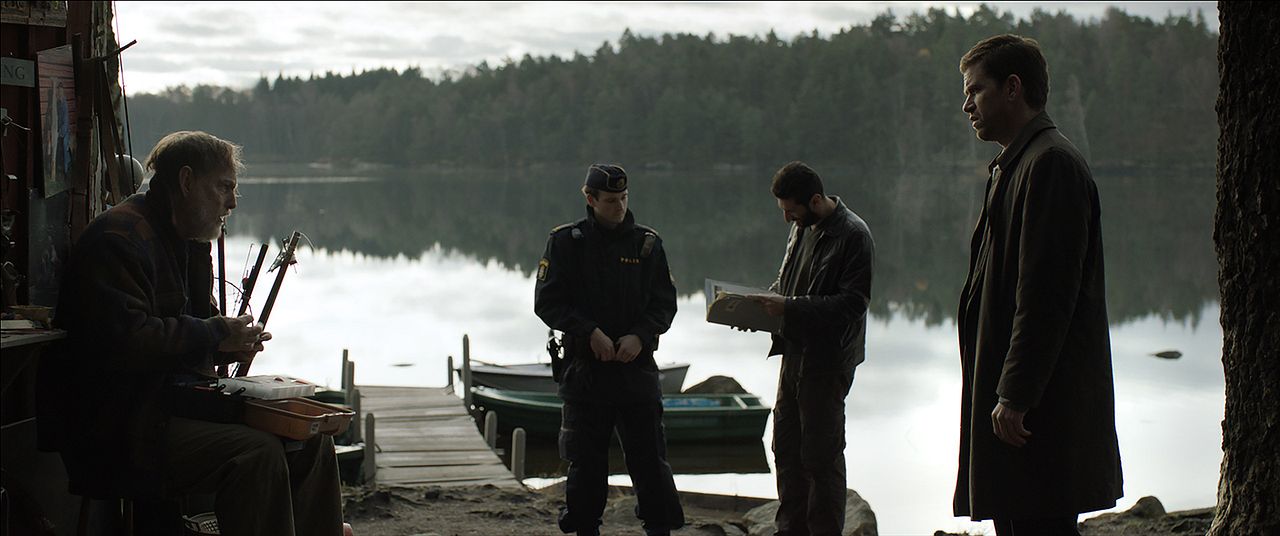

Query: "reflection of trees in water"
left=227, top=167, right=1216, bottom=326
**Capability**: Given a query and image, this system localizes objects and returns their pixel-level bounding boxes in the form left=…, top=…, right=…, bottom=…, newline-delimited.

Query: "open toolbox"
left=243, top=397, right=355, bottom=441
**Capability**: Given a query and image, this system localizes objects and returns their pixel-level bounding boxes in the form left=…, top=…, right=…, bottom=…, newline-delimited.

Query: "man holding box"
left=750, top=161, right=875, bottom=536
left=41, top=131, right=349, bottom=535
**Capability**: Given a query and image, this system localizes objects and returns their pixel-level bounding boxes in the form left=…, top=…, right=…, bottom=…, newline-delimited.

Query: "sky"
left=114, top=1, right=1217, bottom=94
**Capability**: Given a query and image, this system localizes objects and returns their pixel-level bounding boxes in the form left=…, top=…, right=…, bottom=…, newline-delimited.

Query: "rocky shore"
left=343, top=484, right=877, bottom=536
left=934, top=496, right=1214, bottom=536
left=344, top=484, right=1209, bottom=536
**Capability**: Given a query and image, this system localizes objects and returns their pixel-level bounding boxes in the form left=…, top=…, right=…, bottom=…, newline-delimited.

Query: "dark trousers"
left=772, top=358, right=856, bottom=536
left=164, top=417, right=344, bottom=536
left=558, top=398, right=684, bottom=535
left=993, top=516, right=1081, bottom=536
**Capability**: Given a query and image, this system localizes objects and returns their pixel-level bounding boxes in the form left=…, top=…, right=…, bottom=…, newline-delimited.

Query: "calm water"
left=223, top=165, right=1221, bottom=535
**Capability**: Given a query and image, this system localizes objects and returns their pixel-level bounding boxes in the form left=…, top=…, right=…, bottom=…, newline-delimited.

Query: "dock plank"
left=358, top=384, right=520, bottom=488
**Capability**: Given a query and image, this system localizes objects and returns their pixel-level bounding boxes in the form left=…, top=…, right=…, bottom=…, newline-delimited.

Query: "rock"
left=1084, top=495, right=1167, bottom=527
left=683, top=375, right=749, bottom=394
left=743, top=490, right=877, bottom=536
left=600, top=495, right=748, bottom=535
left=601, top=495, right=639, bottom=524
left=688, top=521, right=748, bottom=536
left=1078, top=496, right=1216, bottom=535
left=1127, top=496, right=1167, bottom=519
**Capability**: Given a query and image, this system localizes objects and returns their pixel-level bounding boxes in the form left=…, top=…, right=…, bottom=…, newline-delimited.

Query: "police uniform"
left=534, top=164, right=684, bottom=536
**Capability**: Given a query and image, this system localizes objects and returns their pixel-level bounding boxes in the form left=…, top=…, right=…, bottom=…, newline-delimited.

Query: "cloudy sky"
left=114, top=1, right=1216, bottom=94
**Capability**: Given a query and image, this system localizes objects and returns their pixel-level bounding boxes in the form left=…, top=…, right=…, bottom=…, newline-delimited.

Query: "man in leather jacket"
left=751, top=161, right=875, bottom=536
left=534, top=164, right=683, bottom=536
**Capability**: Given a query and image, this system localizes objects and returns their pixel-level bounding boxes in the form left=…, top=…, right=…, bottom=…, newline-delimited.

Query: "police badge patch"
left=537, top=258, right=550, bottom=281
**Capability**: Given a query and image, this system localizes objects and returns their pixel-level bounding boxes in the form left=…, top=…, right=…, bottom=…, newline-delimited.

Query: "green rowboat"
left=470, top=385, right=771, bottom=443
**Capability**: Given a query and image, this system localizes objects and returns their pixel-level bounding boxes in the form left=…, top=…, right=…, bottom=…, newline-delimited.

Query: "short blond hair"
left=144, top=131, right=242, bottom=193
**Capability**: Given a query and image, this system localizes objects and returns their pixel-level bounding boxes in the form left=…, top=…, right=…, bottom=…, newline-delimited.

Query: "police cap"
left=585, top=164, right=628, bottom=192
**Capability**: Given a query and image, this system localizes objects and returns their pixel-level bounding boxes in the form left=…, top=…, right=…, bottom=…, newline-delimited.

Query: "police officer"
left=534, top=164, right=684, bottom=536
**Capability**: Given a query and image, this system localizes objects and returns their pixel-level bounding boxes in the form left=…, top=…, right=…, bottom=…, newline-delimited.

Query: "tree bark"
left=1212, top=3, right=1280, bottom=535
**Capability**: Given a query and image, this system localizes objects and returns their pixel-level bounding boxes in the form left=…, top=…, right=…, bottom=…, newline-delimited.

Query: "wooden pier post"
left=512, top=428, right=527, bottom=480
left=344, top=360, right=356, bottom=408
left=484, top=410, right=497, bottom=448
left=350, top=388, right=363, bottom=443
left=361, top=413, right=377, bottom=484
left=446, top=355, right=455, bottom=390
left=462, top=335, right=472, bottom=409
left=341, top=348, right=350, bottom=391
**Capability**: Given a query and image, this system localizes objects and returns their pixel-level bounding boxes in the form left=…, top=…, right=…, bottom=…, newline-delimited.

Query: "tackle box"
left=217, top=375, right=317, bottom=400
left=243, top=397, right=354, bottom=440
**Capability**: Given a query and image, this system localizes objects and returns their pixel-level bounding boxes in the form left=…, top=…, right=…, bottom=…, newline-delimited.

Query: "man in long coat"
left=955, top=35, right=1123, bottom=536
left=41, top=131, right=348, bottom=536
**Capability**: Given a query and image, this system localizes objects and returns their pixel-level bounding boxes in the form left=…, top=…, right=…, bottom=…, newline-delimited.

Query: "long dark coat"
left=954, top=112, right=1123, bottom=520
left=39, top=192, right=227, bottom=499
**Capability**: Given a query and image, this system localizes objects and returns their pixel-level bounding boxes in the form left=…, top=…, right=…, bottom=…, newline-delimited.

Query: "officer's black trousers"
left=558, top=398, right=684, bottom=534
left=772, top=357, right=856, bottom=536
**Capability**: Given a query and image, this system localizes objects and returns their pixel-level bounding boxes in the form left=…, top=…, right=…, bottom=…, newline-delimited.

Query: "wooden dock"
left=358, top=385, right=520, bottom=488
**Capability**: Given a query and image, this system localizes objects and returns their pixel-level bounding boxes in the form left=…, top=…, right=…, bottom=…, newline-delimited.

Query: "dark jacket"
left=768, top=197, right=875, bottom=373
left=534, top=207, right=678, bottom=402
left=40, top=192, right=228, bottom=499
left=954, top=112, right=1123, bottom=519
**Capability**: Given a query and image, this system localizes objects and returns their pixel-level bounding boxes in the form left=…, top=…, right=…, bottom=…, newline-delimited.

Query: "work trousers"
left=993, top=516, right=1081, bottom=536
left=557, top=398, right=684, bottom=535
left=772, top=357, right=856, bottom=536
left=164, top=417, right=344, bottom=536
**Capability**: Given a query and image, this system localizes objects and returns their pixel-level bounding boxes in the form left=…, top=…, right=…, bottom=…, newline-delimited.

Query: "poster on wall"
left=0, top=1, right=69, bottom=28
left=37, top=44, right=76, bottom=198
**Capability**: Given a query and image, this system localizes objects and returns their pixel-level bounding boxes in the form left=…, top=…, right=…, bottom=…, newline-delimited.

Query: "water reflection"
left=221, top=166, right=1222, bottom=535
left=227, top=165, right=1217, bottom=326
left=227, top=239, right=1222, bottom=535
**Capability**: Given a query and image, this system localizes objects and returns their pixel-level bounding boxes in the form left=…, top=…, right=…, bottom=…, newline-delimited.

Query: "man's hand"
left=217, top=314, right=271, bottom=354
left=749, top=295, right=786, bottom=317
left=991, top=402, right=1032, bottom=447
left=589, top=328, right=616, bottom=361
left=615, top=335, right=643, bottom=363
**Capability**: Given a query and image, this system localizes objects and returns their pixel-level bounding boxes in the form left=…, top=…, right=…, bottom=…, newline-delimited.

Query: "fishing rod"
left=217, top=226, right=227, bottom=317
left=221, top=244, right=266, bottom=378
left=233, top=231, right=302, bottom=378
left=216, top=227, right=228, bottom=377
left=237, top=244, right=269, bottom=316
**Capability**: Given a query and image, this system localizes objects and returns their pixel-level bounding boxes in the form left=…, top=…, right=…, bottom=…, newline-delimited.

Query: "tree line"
left=127, top=5, right=1216, bottom=172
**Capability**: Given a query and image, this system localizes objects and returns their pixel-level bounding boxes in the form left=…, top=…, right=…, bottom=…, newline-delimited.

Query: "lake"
left=222, top=164, right=1221, bottom=535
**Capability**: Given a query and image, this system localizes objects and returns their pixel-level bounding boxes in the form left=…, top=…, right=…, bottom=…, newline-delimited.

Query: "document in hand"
left=704, top=278, right=783, bottom=333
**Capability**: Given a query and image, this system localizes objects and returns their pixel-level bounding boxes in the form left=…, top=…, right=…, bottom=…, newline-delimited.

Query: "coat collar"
left=808, top=196, right=858, bottom=238
left=989, top=111, right=1057, bottom=175
left=140, top=190, right=185, bottom=247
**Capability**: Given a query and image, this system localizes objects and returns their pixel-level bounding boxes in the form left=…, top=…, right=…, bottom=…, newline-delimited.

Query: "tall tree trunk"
left=1212, top=3, right=1280, bottom=535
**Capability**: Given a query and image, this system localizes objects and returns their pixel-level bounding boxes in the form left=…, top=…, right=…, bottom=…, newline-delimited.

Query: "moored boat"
left=469, top=385, right=770, bottom=442
left=466, top=361, right=690, bottom=394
